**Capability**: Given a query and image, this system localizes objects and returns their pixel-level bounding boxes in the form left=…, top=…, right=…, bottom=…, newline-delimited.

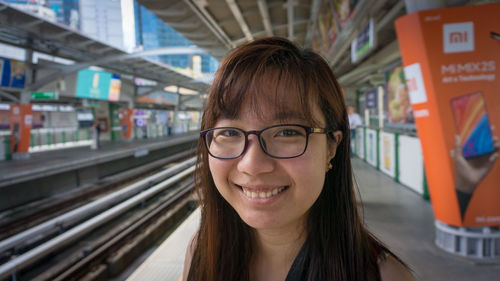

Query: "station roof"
left=0, top=3, right=210, bottom=94
left=136, top=0, right=490, bottom=99
left=135, top=0, right=405, bottom=89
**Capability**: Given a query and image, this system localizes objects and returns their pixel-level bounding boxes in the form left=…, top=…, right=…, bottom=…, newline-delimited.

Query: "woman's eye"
left=276, top=129, right=302, bottom=137
left=217, top=129, right=241, bottom=137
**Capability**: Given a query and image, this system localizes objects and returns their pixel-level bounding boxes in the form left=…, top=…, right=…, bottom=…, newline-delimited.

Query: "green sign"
left=31, top=91, right=58, bottom=100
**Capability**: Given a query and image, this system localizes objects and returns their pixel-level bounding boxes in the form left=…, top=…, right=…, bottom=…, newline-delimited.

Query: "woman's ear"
left=328, top=131, right=343, bottom=160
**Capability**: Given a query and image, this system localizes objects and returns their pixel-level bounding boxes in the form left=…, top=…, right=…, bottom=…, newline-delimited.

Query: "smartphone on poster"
left=450, top=91, right=495, bottom=158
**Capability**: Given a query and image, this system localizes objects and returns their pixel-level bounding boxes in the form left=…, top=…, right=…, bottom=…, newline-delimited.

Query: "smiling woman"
left=181, top=37, right=416, bottom=281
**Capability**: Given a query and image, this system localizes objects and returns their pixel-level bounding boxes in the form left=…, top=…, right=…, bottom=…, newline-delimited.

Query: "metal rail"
left=0, top=157, right=195, bottom=254
left=0, top=164, right=195, bottom=279
left=54, top=182, right=195, bottom=281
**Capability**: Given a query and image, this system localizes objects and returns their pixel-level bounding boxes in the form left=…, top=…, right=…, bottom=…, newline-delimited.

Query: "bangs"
left=207, top=47, right=323, bottom=127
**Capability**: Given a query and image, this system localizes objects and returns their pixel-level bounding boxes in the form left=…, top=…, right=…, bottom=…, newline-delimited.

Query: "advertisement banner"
left=120, top=108, right=134, bottom=140
left=108, top=75, right=121, bottom=101
left=333, top=0, right=358, bottom=27
left=136, top=91, right=176, bottom=106
left=9, top=104, right=32, bottom=154
left=379, top=132, right=396, bottom=178
left=0, top=57, right=26, bottom=89
left=76, top=69, right=121, bottom=101
left=311, top=0, right=339, bottom=58
left=355, top=127, right=364, bottom=159
left=366, top=129, right=377, bottom=167
left=386, top=66, right=414, bottom=124
left=395, top=3, right=500, bottom=226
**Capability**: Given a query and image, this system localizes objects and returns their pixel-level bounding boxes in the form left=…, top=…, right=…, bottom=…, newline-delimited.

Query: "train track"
left=0, top=155, right=198, bottom=281
left=0, top=148, right=195, bottom=241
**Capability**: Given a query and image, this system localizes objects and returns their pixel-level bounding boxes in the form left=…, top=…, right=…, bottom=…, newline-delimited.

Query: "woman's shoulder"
left=378, top=253, right=417, bottom=281
left=180, top=233, right=198, bottom=281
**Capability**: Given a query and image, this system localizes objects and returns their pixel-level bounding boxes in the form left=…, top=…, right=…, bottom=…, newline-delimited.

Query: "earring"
left=326, top=162, right=332, bottom=171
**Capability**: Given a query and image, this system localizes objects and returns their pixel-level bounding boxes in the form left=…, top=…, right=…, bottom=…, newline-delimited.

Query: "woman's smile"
left=234, top=183, right=289, bottom=202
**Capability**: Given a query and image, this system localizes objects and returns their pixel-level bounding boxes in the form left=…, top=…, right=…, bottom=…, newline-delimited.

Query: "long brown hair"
left=188, top=37, right=391, bottom=281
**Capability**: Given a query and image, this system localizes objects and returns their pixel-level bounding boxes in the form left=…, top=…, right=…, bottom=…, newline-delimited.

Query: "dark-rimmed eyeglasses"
left=200, top=124, right=330, bottom=159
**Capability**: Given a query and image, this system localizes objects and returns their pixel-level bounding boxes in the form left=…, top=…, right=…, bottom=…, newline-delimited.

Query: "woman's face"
left=208, top=100, right=340, bottom=232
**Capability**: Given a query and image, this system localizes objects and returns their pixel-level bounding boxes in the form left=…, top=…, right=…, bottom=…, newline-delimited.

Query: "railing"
left=29, top=128, right=92, bottom=152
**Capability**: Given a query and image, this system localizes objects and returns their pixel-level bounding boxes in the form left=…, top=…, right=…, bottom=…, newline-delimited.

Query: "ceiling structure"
left=136, top=0, right=495, bottom=103
left=133, top=0, right=409, bottom=104
left=0, top=3, right=210, bottom=101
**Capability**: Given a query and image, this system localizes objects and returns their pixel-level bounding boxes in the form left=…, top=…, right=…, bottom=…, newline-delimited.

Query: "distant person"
left=348, top=106, right=362, bottom=156
left=180, top=37, right=415, bottom=281
left=167, top=113, right=172, bottom=136
left=91, top=121, right=100, bottom=149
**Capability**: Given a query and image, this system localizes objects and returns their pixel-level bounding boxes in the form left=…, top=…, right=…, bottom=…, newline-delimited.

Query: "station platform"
left=0, top=132, right=198, bottom=211
left=0, top=132, right=197, bottom=188
left=125, top=158, right=500, bottom=281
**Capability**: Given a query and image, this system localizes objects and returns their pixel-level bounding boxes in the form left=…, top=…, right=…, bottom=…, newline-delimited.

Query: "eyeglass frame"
left=199, top=123, right=332, bottom=160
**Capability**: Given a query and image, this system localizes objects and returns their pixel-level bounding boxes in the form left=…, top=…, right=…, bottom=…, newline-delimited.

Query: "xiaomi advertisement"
left=395, top=3, right=500, bottom=227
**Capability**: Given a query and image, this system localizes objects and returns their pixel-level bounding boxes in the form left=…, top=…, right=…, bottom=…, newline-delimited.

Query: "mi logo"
left=443, top=22, right=474, bottom=53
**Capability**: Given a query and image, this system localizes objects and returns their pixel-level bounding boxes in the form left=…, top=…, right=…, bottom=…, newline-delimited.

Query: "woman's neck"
left=250, top=221, right=307, bottom=281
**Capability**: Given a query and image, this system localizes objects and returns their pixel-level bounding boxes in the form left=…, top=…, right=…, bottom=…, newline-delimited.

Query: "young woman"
left=181, top=37, right=416, bottom=281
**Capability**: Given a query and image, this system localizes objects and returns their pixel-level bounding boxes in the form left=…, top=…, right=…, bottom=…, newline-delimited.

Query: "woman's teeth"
left=242, top=186, right=286, bottom=199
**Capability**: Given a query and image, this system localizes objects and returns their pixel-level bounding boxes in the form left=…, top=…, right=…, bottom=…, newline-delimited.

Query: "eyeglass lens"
left=205, top=125, right=308, bottom=159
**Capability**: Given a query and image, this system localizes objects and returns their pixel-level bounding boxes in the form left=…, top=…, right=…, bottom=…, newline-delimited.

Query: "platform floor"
left=125, top=158, right=500, bottom=281
left=0, top=132, right=197, bottom=188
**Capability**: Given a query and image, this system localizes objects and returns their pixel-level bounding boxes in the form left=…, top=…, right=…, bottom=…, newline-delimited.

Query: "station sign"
left=351, top=19, right=375, bottom=63
left=364, top=88, right=378, bottom=109
left=31, top=91, right=58, bottom=100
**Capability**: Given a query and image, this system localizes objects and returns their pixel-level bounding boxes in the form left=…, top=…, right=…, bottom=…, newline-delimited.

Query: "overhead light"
left=164, top=85, right=198, bottom=95
left=164, top=85, right=178, bottom=92
left=179, top=87, right=198, bottom=95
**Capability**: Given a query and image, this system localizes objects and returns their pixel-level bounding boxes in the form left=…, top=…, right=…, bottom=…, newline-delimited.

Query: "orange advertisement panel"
left=395, top=3, right=500, bottom=227
left=9, top=104, right=32, bottom=154
left=120, top=108, right=133, bottom=139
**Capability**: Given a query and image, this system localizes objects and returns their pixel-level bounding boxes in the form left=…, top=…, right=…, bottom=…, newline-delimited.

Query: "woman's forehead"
left=219, top=96, right=325, bottom=125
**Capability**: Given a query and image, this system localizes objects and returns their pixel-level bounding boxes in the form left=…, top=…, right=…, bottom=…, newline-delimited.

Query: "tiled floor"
left=354, top=158, right=500, bottom=281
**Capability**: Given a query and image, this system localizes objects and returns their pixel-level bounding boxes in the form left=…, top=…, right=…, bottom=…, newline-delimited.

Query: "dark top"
left=284, top=240, right=310, bottom=281
left=284, top=240, right=386, bottom=281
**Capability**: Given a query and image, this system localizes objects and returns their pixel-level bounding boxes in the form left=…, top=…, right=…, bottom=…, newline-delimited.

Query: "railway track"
left=0, top=148, right=196, bottom=242
left=0, top=154, right=198, bottom=281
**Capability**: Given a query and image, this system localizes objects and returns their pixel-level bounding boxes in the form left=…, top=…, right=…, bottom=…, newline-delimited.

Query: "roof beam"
left=0, top=90, right=19, bottom=102
left=257, top=0, right=273, bottom=36
left=285, top=0, right=297, bottom=41
left=46, top=30, right=74, bottom=40
left=20, top=19, right=44, bottom=29
left=184, top=0, right=234, bottom=49
left=28, top=47, right=205, bottom=92
left=304, top=0, right=321, bottom=48
left=226, top=0, right=253, bottom=41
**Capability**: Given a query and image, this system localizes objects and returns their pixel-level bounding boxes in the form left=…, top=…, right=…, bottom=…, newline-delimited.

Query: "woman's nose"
left=236, top=135, right=275, bottom=175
